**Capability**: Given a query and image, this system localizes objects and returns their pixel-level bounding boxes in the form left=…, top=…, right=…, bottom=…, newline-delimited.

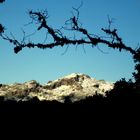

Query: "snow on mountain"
left=0, top=73, right=114, bottom=102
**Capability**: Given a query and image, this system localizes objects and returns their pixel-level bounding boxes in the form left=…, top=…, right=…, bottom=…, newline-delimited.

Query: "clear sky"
left=0, top=0, right=140, bottom=84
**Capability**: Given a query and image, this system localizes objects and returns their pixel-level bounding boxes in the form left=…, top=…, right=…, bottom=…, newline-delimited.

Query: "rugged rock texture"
left=0, top=73, right=114, bottom=102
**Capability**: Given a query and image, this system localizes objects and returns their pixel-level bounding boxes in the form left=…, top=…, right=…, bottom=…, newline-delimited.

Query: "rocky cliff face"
left=0, top=73, right=114, bottom=102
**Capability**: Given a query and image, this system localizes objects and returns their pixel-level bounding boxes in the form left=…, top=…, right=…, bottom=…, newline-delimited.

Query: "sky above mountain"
left=0, top=0, right=140, bottom=84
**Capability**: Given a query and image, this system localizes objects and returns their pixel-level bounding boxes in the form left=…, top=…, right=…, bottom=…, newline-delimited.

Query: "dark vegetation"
left=0, top=1, right=140, bottom=115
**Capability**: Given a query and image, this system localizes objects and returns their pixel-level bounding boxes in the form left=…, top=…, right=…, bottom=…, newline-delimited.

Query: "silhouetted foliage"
left=133, top=48, right=140, bottom=86
left=105, top=47, right=140, bottom=103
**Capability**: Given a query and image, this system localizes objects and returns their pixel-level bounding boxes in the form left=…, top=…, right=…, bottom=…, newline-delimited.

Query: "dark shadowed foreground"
left=0, top=82, right=140, bottom=136
left=0, top=84, right=139, bottom=116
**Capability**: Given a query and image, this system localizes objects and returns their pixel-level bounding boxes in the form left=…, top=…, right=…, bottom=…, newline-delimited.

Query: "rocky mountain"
left=0, top=73, right=114, bottom=102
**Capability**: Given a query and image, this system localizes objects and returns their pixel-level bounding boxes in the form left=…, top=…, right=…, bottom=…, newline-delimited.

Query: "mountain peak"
left=0, top=73, right=114, bottom=102
left=63, top=73, right=91, bottom=79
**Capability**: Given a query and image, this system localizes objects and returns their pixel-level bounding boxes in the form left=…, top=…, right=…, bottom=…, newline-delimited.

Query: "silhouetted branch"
left=0, top=24, right=5, bottom=34
left=0, top=1, right=5, bottom=35
left=0, top=0, right=5, bottom=3
left=0, top=8, right=136, bottom=55
left=107, top=15, right=115, bottom=29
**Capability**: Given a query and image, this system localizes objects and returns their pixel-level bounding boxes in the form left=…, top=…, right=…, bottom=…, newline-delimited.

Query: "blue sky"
left=0, top=0, right=140, bottom=84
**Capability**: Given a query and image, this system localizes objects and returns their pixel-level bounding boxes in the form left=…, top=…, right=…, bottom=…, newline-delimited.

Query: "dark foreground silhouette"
left=0, top=82, right=139, bottom=138
left=0, top=82, right=140, bottom=130
left=0, top=81, right=139, bottom=115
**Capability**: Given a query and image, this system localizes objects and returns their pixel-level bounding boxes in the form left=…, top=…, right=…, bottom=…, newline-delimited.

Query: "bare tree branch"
left=0, top=24, right=5, bottom=34
left=0, top=8, right=136, bottom=55
left=0, top=0, right=5, bottom=3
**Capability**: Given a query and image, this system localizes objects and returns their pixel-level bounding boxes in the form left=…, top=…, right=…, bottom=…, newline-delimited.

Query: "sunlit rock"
left=0, top=73, right=114, bottom=102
